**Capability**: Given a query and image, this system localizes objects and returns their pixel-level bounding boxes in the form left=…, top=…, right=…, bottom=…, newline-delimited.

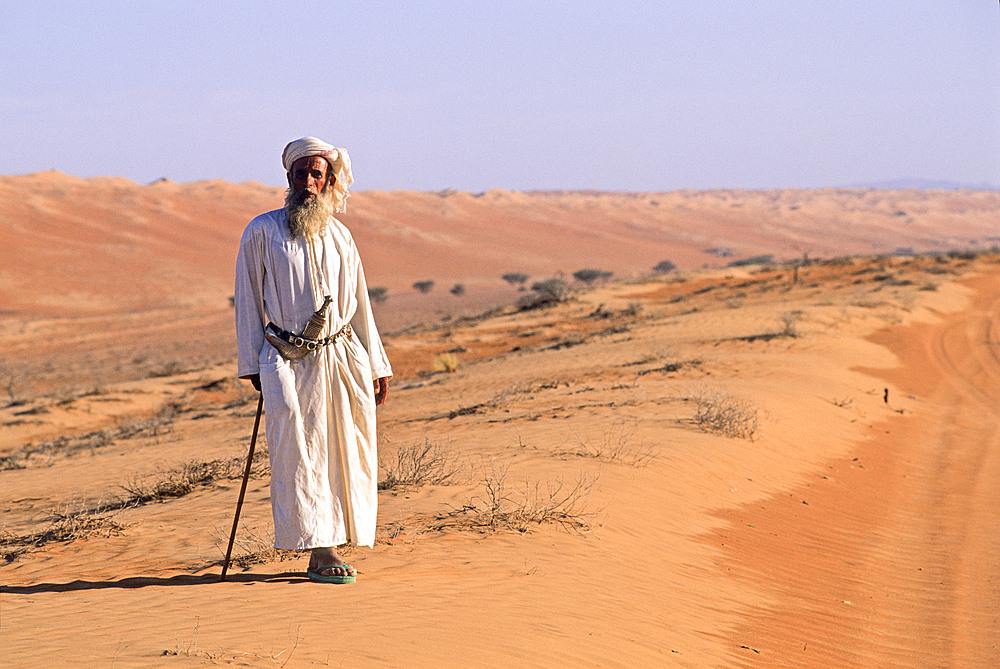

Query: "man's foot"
left=308, top=547, right=356, bottom=580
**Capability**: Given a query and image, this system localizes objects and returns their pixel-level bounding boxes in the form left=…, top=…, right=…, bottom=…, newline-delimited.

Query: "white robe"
left=234, top=209, right=392, bottom=549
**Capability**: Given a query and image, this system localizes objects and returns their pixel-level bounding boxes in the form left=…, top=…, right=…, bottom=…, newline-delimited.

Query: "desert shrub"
left=517, top=278, right=569, bottom=310
left=149, top=361, right=188, bottom=378
left=652, top=260, right=677, bottom=273
left=572, top=269, right=613, bottom=285
left=564, top=419, right=654, bottom=466
left=368, top=286, right=389, bottom=303
left=413, top=280, right=435, bottom=294
left=449, top=283, right=465, bottom=296
left=779, top=310, right=803, bottom=337
left=119, top=451, right=268, bottom=505
left=436, top=458, right=596, bottom=534
left=1, top=503, right=130, bottom=562
left=432, top=352, right=460, bottom=373
left=947, top=249, right=978, bottom=261
left=378, top=438, right=461, bottom=491
left=727, top=254, right=774, bottom=268
left=502, top=272, right=529, bottom=287
left=690, top=387, right=759, bottom=440
left=217, top=525, right=307, bottom=570
left=704, top=248, right=733, bottom=258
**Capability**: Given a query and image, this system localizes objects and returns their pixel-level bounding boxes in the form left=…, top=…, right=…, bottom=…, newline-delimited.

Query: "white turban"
left=281, top=136, right=354, bottom=213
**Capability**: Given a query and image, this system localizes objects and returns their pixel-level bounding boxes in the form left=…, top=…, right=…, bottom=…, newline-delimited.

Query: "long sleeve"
left=234, top=220, right=267, bottom=378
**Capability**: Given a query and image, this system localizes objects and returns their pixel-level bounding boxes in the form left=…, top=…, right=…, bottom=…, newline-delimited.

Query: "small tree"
left=450, top=283, right=466, bottom=296
left=368, top=286, right=389, bottom=303
left=531, top=278, right=568, bottom=300
left=652, top=260, right=676, bottom=273
left=501, top=272, right=529, bottom=287
left=413, top=280, right=435, bottom=294
left=517, top=278, right=569, bottom=310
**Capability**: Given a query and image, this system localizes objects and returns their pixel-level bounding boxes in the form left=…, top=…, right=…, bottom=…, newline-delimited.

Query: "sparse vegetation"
left=502, top=272, right=529, bottom=288
left=378, top=438, right=462, bottom=491
left=3, top=448, right=270, bottom=563
left=432, top=352, right=460, bottom=373
left=435, top=458, right=597, bottom=534
left=413, top=280, right=435, bottom=294
left=517, top=278, right=569, bottom=310
left=214, top=525, right=307, bottom=570
left=449, top=283, right=465, bottom=296
left=572, top=268, right=613, bottom=285
left=688, top=387, right=759, bottom=440
left=728, top=254, right=775, bottom=268
left=1, top=502, right=130, bottom=563
left=119, top=453, right=267, bottom=505
left=0, top=364, right=28, bottom=407
left=652, top=260, right=677, bottom=273
left=779, top=310, right=803, bottom=337
left=368, top=286, right=390, bottom=303
left=149, top=361, right=188, bottom=378
left=1, top=404, right=180, bottom=471
left=563, top=419, right=655, bottom=466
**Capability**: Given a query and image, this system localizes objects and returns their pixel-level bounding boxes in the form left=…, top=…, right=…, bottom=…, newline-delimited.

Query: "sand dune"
left=3, top=172, right=999, bottom=318
left=1, top=176, right=999, bottom=667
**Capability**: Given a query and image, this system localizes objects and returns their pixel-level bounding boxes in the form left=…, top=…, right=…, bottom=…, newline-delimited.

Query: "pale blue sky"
left=2, top=1, right=998, bottom=191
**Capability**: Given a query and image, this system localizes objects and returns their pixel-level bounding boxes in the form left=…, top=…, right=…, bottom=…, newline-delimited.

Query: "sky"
left=2, top=1, right=998, bottom=191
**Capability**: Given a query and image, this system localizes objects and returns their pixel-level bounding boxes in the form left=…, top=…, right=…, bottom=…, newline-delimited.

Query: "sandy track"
left=718, top=273, right=1000, bottom=667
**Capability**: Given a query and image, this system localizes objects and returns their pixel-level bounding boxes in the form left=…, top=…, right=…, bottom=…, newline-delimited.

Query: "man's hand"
left=374, top=377, right=389, bottom=406
left=241, top=374, right=261, bottom=392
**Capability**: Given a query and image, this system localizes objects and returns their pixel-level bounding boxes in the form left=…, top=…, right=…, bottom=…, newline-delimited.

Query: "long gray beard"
left=284, top=188, right=334, bottom=240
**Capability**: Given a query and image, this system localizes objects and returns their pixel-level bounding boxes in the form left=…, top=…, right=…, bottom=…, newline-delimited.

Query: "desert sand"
left=1, top=174, right=998, bottom=667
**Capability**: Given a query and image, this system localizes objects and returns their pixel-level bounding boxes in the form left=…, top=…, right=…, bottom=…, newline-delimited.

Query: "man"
left=234, top=137, right=392, bottom=584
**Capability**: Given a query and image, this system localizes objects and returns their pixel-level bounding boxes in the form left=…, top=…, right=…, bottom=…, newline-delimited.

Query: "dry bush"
left=689, top=387, right=759, bottom=440
left=517, top=278, right=569, bottom=310
left=779, top=310, right=803, bottom=337
left=215, top=525, right=307, bottom=570
left=564, top=419, right=655, bottom=466
left=148, top=361, right=188, bottom=378
left=434, top=458, right=597, bottom=534
left=573, top=268, right=613, bottom=285
left=119, top=450, right=269, bottom=505
left=368, top=285, right=390, bottom=303
left=432, top=352, right=460, bottom=373
left=378, top=438, right=462, bottom=491
left=502, top=272, right=530, bottom=287
left=0, top=364, right=28, bottom=407
left=4, top=448, right=270, bottom=562
left=413, top=280, right=435, bottom=294
left=1, top=502, right=130, bottom=563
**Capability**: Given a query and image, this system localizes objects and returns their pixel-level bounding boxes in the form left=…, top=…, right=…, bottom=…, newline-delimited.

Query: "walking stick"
left=221, top=392, right=264, bottom=582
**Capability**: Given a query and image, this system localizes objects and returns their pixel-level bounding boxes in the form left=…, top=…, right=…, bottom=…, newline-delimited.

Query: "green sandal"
left=307, top=564, right=356, bottom=584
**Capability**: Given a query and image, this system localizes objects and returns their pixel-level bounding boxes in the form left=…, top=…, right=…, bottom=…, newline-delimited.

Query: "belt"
left=265, top=322, right=352, bottom=360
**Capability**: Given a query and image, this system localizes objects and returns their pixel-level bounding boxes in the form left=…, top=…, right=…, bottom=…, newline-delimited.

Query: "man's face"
left=287, top=156, right=332, bottom=199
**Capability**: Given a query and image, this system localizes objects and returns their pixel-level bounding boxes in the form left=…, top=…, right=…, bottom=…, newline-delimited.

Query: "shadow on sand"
left=0, top=570, right=309, bottom=594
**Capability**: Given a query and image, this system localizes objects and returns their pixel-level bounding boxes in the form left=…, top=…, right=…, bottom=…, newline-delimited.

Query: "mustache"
left=291, top=187, right=317, bottom=202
